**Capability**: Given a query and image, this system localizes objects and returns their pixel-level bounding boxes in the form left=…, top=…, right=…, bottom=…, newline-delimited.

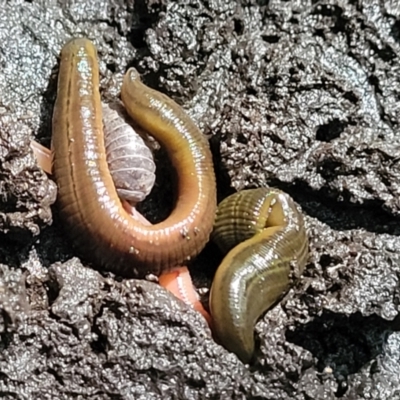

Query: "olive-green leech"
left=210, top=188, right=309, bottom=363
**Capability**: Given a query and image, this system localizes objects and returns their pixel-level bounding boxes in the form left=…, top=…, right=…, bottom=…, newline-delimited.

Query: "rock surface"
left=1, top=0, right=400, bottom=399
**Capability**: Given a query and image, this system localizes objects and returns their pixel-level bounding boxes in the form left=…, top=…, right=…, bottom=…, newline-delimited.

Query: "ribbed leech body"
left=121, top=68, right=217, bottom=264
left=52, top=38, right=216, bottom=276
left=210, top=188, right=308, bottom=363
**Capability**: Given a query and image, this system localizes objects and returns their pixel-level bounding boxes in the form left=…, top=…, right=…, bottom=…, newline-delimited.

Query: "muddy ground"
left=1, top=0, right=400, bottom=399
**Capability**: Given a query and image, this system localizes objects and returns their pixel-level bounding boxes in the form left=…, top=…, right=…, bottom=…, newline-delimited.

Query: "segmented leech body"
left=50, top=38, right=308, bottom=364
left=102, top=103, right=156, bottom=204
left=51, top=38, right=216, bottom=277
left=210, top=188, right=309, bottom=363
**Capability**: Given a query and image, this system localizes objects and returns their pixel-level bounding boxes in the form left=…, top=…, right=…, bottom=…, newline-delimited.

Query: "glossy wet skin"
left=210, top=188, right=309, bottom=363
left=51, top=38, right=216, bottom=277
left=49, top=38, right=308, bottom=363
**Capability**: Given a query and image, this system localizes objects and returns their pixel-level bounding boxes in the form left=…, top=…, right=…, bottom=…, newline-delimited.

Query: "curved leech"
left=210, top=188, right=309, bottom=363
left=31, top=116, right=211, bottom=324
left=32, top=38, right=309, bottom=364
left=51, top=38, right=216, bottom=276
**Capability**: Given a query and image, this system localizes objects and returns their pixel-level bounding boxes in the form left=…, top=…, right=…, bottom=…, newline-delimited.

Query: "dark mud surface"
left=1, top=0, right=400, bottom=399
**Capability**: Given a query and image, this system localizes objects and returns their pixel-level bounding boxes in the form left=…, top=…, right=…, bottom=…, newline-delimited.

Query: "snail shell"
left=103, top=103, right=156, bottom=204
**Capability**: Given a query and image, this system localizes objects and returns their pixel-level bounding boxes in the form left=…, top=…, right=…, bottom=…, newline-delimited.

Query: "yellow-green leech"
left=210, top=188, right=309, bottom=363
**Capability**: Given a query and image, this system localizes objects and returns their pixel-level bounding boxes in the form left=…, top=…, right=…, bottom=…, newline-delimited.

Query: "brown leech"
left=51, top=38, right=216, bottom=277
left=31, top=144, right=212, bottom=324
left=33, top=38, right=309, bottom=362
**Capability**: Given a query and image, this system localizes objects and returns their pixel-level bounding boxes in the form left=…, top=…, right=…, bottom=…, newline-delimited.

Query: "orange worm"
left=51, top=38, right=216, bottom=277
left=158, top=267, right=212, bottom=325
left=31, top=141, right=52, bottom=174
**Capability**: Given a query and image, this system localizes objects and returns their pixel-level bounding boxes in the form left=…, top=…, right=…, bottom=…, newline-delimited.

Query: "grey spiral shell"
left=103, top=103, right=156, bottom=204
